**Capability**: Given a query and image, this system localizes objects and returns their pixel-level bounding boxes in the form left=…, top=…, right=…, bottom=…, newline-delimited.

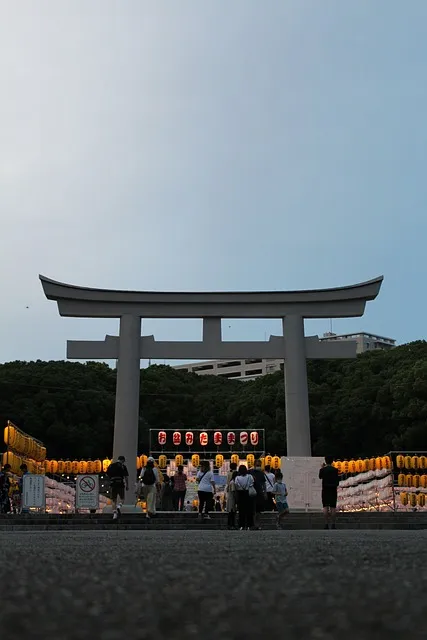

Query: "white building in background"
left=173, top=332, right=396, bottom=381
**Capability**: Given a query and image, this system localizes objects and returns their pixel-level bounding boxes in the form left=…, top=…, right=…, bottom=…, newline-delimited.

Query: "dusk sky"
left=1, top=1, right=426, bottom=366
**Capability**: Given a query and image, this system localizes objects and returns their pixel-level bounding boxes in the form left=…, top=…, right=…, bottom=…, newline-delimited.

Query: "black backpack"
left=142, top=467, right=156, bottom=486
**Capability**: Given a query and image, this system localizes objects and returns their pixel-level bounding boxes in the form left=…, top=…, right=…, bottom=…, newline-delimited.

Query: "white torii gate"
left=40, top=275, right=383, bottom=502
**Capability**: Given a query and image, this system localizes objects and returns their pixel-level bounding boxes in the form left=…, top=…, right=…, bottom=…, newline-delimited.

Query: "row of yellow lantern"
left=396, top=455, right=427, bottom=470
left=44, top=459, right=111, bottom=474
left=333, top=456, right=392, bottom=474
left=400, top=492, right=426, bottom=507
left=397, top=474, right=427, bottom=488
left=2, top=452, right=44, bottom=475
left=4, top=423, right=46, bottom=462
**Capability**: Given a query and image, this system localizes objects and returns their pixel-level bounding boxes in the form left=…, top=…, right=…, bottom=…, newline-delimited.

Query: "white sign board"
left=22, top=474, right=45, bottom=508
left=76, top=474, right=99, bottom=510
left=281, top=457, right=324, bottom=511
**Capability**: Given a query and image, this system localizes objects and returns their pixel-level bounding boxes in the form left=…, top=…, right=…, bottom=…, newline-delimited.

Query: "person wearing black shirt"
left=249, top=460, right=266, bottom=530
left=319, top=456, right=339, bottom=529
left=106, top=456, right=129, bottom=520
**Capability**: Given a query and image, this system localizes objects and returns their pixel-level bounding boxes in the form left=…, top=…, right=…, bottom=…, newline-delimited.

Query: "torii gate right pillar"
left=283, top=314, right=311, bottom=456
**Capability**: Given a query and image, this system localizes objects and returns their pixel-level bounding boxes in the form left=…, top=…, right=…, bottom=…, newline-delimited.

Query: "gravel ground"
left=1, top=530, right=426, bottom=640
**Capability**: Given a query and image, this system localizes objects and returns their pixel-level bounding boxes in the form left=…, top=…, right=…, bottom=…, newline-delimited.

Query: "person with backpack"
left=139, top=457, right=160, bottom=518
left=106, top=456, right=129, bottom=520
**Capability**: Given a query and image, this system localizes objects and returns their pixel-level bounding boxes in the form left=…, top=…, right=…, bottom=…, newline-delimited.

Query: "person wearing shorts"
left=273, top=472, right=289, bottom=529
left=319, top=456, right=339, bottom=529
left=106, top=456, right=129, bottom=520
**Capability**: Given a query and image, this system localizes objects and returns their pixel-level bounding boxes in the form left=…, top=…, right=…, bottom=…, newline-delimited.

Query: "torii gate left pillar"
left=40, top=274, right=383, bottom=504
left=113, top=314, right=141, bottom=489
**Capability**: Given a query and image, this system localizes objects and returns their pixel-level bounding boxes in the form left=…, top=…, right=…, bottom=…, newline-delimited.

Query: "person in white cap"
left=139, top=457, right=160, bottom=518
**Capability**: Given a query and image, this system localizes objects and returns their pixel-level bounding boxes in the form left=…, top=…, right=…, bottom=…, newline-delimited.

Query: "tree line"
left=0, top=341, right=426, bottom=460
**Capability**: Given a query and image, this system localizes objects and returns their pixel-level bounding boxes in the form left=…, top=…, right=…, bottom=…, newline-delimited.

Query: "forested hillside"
left=0, top=341, right=426, bottom=459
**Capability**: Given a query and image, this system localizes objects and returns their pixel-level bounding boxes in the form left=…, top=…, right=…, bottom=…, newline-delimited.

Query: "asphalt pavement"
left=1, top=529, right=426, bottom=639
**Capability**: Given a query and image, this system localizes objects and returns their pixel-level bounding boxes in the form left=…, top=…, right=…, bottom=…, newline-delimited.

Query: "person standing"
left=106, top=456, right=129, bottom=520
left=273, top=472, right=289, bottom=529
left=264, top=464, right=276, bottom=511
left=234, top=465, right=255, bottom=530
left=319, top=456, right=339, bottom=529
left=249, top=459, right=266, bottom=530
left=226, top=465, right=238, bottom=530
left=139, top=457, right=160, bottom=519
left=0, top=464, right=12, bottom=514
left=172, top=465, right=187, bottom=511
left=160, top=475, right=174, bottom=511
left=19, top=464, right=29, bottom=514
left=196, top=460, right=215, bottom=519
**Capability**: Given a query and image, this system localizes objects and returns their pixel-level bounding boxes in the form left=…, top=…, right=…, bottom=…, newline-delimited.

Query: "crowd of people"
left=0, top=462, right=29, bottom=514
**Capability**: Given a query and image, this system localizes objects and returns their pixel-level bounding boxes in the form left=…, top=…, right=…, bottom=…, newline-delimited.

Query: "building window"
left=217, top=361, right=241, bottom=369
left=193, top=364, right=214, bottom=372
left=245, top=369, right=262, bottom=376
left=218, top=371, right=242, bottom=378
left=245, top=358, right=262, bottom=365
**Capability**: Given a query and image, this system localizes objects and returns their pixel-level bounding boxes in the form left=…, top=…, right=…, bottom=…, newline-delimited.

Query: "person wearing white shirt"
left=264, top=465, right=276, bottom=511
left=196, top=460, right=215, bottom=519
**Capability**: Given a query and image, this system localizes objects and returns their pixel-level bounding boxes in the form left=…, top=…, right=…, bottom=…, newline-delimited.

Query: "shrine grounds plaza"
left=1, top=530, right=427, bottom=639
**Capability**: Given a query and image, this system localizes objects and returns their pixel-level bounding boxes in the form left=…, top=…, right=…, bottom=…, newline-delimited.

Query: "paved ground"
left=1, top=530, right=426, bottom=639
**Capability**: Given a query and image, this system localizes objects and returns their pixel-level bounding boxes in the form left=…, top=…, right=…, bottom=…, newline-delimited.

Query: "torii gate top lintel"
left=39, top=275, right=383, bottom=319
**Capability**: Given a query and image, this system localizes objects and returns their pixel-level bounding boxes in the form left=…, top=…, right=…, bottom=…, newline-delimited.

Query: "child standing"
left=273, top=472, right=289, bottom=529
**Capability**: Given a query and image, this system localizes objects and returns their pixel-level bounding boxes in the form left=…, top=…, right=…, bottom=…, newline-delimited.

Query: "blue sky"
left=1, top=1, right=426, bottom=366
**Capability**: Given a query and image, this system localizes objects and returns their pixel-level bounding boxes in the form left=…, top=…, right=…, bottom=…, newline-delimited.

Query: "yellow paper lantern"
left=215, top=454, right=224, bottom=468
left=264, top=455, right=272, bottom=468
left=409, top=493, right=417, bottom=507
left=139, top=455, right=148, bottom=469
left=86, top=460, right=95, bottom=474
left=72, top=460, right=79, bottom=474
left=231, top=454, right=240, bottom=466
left=400, top=492, right=408, bottom=506
left=272, top=456, right=281, bottom=470
left=79, top=460, right=87, bottom=474
left=356, top=459, right=365, bottom=473
left=246, top=454, right=255, bottom=468
left=375, top=457, right=382, bottom=470
left=102, top=458, right=111, bottom=473
left=57, top=460, right=65, bottom=474
left=94, top=460, right=102, bottom=474
left=342, top=460, right=349, bottom=474
left=420, top=475, right=427, bottom=488
left=404, top=455, right=412, bottom=470
left=334, top=461, right=343, bottom=474
left=417, top=494, right=426, bottom=507
left=4, top=423, right=17, bottom=447
left=191, top=454, right=200, bottom=468
left=405, top=474, right=413, bottom=487
left=348, top=460, right=357, bottom=474
left=412, top=474, right=420, bottom=488
left=50, top=460, right=58, bottom=474
left=396, top=455, right=405, bottom=469
left=411, top=456, right=419, bottom=470
left=136, top=456, right=142, bottom=470
left=418, top=456, right=427, bottom=470
left=44, top=460, right=51, bottom=474
left=175, top=455, right=183, bottom=467
left=382, top=456, right=391, bottom=470
left=159, top=454, right=167, bottom=469
left=65, top=460, right=73, bottom=474
left=397, top=473, right=405, bottom=487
